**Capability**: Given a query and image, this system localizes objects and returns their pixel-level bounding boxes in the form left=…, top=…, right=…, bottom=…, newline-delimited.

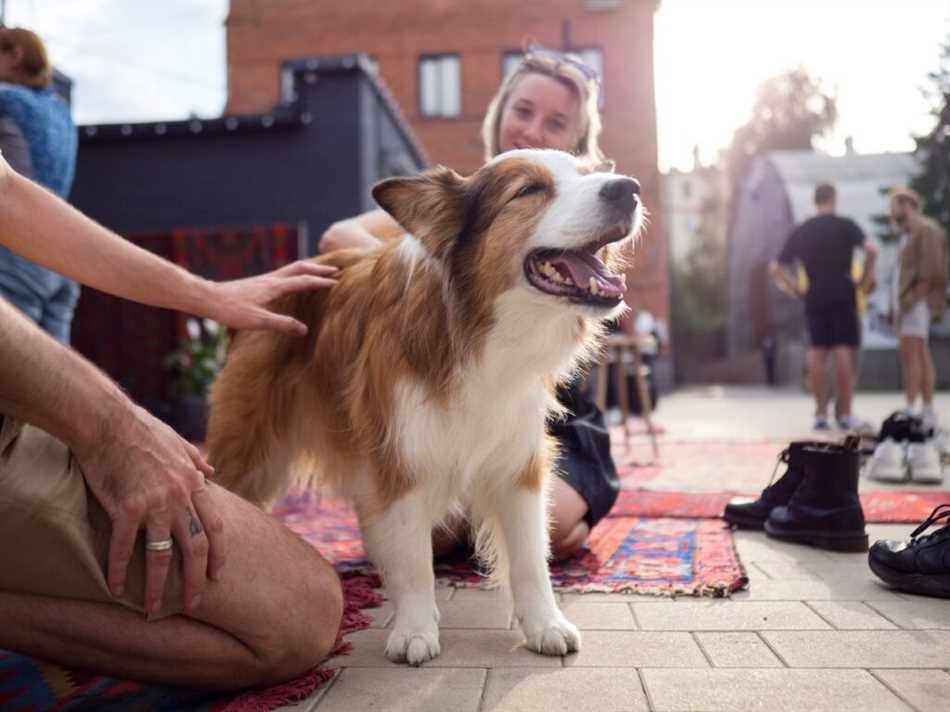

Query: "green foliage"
left=163, top=318, right=229, bottom=398
left=726, top=67, right=838, bottom=184
left=910, top=31, right=950, bottom=229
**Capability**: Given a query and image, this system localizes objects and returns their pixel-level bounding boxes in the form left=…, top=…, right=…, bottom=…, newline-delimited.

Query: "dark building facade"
left=69, top=56, right=426, bottom=414
left=72, top=55, right=426, bottom=252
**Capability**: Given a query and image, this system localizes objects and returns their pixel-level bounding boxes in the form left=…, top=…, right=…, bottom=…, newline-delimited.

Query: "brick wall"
left=225, top=0, right=668, bottom=326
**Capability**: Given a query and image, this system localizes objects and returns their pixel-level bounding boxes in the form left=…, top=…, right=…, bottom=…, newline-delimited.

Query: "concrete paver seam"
left=690, top=631, right=716, bottom=667
left=866, top=669, right=925, bottom=712
left=755, top=630, right=791, bottom=668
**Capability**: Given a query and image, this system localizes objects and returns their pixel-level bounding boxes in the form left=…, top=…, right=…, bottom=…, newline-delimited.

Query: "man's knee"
left=247, top=555, right=344, bottom=686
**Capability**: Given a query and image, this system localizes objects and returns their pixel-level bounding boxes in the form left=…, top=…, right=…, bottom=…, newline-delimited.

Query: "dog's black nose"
left=599, top=177, right=640, bottom=212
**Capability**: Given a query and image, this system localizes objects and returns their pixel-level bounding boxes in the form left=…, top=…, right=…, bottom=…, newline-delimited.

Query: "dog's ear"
left=373, top=167, right=465, bottom=244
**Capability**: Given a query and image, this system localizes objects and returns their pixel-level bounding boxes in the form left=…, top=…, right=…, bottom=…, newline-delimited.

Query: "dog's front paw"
left=520, top=612, right=582, bottom=656
left=385, top=627, right=441, bottom=666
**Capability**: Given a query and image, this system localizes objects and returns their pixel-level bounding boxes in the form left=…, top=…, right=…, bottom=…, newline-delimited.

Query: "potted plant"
left=163, top=318, right=229, bottom=442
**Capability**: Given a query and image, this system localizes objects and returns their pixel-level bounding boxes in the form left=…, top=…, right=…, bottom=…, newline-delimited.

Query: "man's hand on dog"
left=208, top=261, right=339, bottom=336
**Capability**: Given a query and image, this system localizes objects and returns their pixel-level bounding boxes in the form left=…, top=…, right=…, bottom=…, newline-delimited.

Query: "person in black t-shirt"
left=770, top=183, right=878, bottom=431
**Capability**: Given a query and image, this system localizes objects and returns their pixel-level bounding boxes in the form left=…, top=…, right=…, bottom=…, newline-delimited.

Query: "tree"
left=872, top=28, right=950, bottom=243
left=910, top=31, right=950, bottom=229
left=726, top=67, right=837, bottom=185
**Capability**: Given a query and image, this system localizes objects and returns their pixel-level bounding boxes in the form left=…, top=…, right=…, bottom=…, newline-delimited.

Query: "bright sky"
left=655, top=0, right=949, bottom=170
left=7, top=0, right=949, bottom=173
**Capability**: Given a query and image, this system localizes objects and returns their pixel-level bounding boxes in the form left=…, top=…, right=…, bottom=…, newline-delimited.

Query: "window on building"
left=418, top=54, right=461, bottom=118
left=502, top=51, right=524, bottom=79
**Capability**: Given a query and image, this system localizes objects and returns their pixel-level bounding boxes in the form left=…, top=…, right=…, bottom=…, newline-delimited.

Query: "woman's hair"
left=0, top=27, right=53, bottom=88
left=481, top=49, right=604, bottom=164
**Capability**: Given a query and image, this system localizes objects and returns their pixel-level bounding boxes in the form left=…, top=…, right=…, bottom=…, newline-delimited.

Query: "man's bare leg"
left=0, top=483, right=343, bottom=690
left=832, top=346, right=855, bottom=418
left=807, top=348, right=829, bottom=417
left=921, top=343, right=936, bottom=406
left=899, top=336, right=923, bottom=409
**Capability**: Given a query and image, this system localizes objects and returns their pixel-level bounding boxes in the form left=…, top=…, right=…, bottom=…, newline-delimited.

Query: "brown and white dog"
left=207, top=149, right=642, bottom=665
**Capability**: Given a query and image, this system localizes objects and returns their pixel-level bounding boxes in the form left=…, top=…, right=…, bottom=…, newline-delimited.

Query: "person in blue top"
left=0, top=27, right=79, bottom=343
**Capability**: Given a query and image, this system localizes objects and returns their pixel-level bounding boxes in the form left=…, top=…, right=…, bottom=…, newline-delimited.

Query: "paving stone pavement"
left=279, top=388, right=950, bottom=711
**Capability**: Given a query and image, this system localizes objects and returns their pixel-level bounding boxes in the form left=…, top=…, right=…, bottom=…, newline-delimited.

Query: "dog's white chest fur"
left=392, top=301, right=576, bottom=501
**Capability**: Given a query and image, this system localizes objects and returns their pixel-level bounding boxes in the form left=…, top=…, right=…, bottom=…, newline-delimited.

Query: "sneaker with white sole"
left=934, top=429, right=950, bottom=464
left=865, top=438, right=907, bottom=482
left=908, top=442, right=944, bottom=484
left=837, top=414, right=874, bottom=434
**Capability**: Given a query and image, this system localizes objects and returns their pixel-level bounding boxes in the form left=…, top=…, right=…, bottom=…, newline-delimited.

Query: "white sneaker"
left=865, top=438, right=907, bottom=482
left=908, top=441, right=944, bottom=484
left=934, top=429, right=950, bottom=464
left=837, top=414, right=874, bottom=434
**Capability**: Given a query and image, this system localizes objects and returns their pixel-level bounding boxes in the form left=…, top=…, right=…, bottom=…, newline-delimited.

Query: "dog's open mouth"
left=524, top=222, right=630, bottom=306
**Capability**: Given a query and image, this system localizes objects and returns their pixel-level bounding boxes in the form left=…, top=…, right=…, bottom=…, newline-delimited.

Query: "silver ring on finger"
left=145, top=537, right=174, bottom=552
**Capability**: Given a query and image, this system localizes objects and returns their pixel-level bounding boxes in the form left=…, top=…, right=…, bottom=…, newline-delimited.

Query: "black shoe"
left=764, top=439, right=868, bottom=552
left=868, top=504, right=950, bottom=598
left=879, top=410, right=930, bottom=443
left=723, top=441, right=820, bottom=530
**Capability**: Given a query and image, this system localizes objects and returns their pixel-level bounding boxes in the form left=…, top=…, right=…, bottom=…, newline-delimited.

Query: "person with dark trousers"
left=770, top=182, right=877, bottom=432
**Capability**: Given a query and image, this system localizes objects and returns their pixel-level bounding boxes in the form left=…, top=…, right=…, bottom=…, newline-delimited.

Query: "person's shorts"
left=551, top=380, right=620, bottom=528
left=0, top=415, right=184, bottom=620
left=805, top=302, right=859, bottom=348
left=897, top=300, right=931, bottom=339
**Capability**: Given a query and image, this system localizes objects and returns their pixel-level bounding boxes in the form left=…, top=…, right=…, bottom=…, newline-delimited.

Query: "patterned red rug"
left=0, top=574, right=382, bottom=712
left=274, top=493, right=747, bottom=597
left=611, top=487, right=950, bottom=523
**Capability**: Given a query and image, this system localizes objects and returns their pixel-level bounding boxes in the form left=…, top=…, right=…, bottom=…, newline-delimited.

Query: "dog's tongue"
left=551, top=252, right=625, bottom=297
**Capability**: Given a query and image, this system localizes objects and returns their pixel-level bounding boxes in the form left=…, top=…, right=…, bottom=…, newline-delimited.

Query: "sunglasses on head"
left=524, top=45, right=600, bottom=84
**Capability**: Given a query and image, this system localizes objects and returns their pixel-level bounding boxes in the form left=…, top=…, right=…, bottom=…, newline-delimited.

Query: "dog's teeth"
left=589, top=276, right=598, bottom=295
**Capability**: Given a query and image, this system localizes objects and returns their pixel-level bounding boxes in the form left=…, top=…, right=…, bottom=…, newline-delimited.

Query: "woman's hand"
left=74, top=402, right=223, bottom=614
left=208, top=261, right=338, bottom=336
left=319, top=219, right=384, bottom=254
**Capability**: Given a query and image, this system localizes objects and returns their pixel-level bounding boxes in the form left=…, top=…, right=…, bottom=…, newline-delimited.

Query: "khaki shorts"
left=898, top=300, right=931, bottom=340
left=0, top=415, right=183, bottom=620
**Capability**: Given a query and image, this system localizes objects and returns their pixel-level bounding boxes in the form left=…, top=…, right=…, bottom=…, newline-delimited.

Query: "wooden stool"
left=591, top=333, right=660, bottom=460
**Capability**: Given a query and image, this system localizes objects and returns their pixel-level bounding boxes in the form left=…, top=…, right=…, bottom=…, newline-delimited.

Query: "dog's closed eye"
left=512, top=182, right=546, bottom=200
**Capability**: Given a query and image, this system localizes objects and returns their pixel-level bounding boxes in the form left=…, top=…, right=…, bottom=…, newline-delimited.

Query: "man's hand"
left=74, top=402, right=223, bottom=615
left=857, top=276, right=877, bottom=295
left=208, top=261, right=338, bottom=336
left=769, top=260, right=804, bottom=299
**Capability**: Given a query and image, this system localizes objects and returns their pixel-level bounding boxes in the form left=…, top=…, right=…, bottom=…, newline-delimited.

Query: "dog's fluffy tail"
left=206, top=281, right=329, bottom=508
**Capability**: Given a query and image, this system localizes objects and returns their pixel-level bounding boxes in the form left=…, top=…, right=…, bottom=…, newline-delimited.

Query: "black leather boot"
left=868, top=504, right=950, bottom=598
left=722, top=441, right=819, bottom=530
left=764, top=439, right=868, bottom=552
